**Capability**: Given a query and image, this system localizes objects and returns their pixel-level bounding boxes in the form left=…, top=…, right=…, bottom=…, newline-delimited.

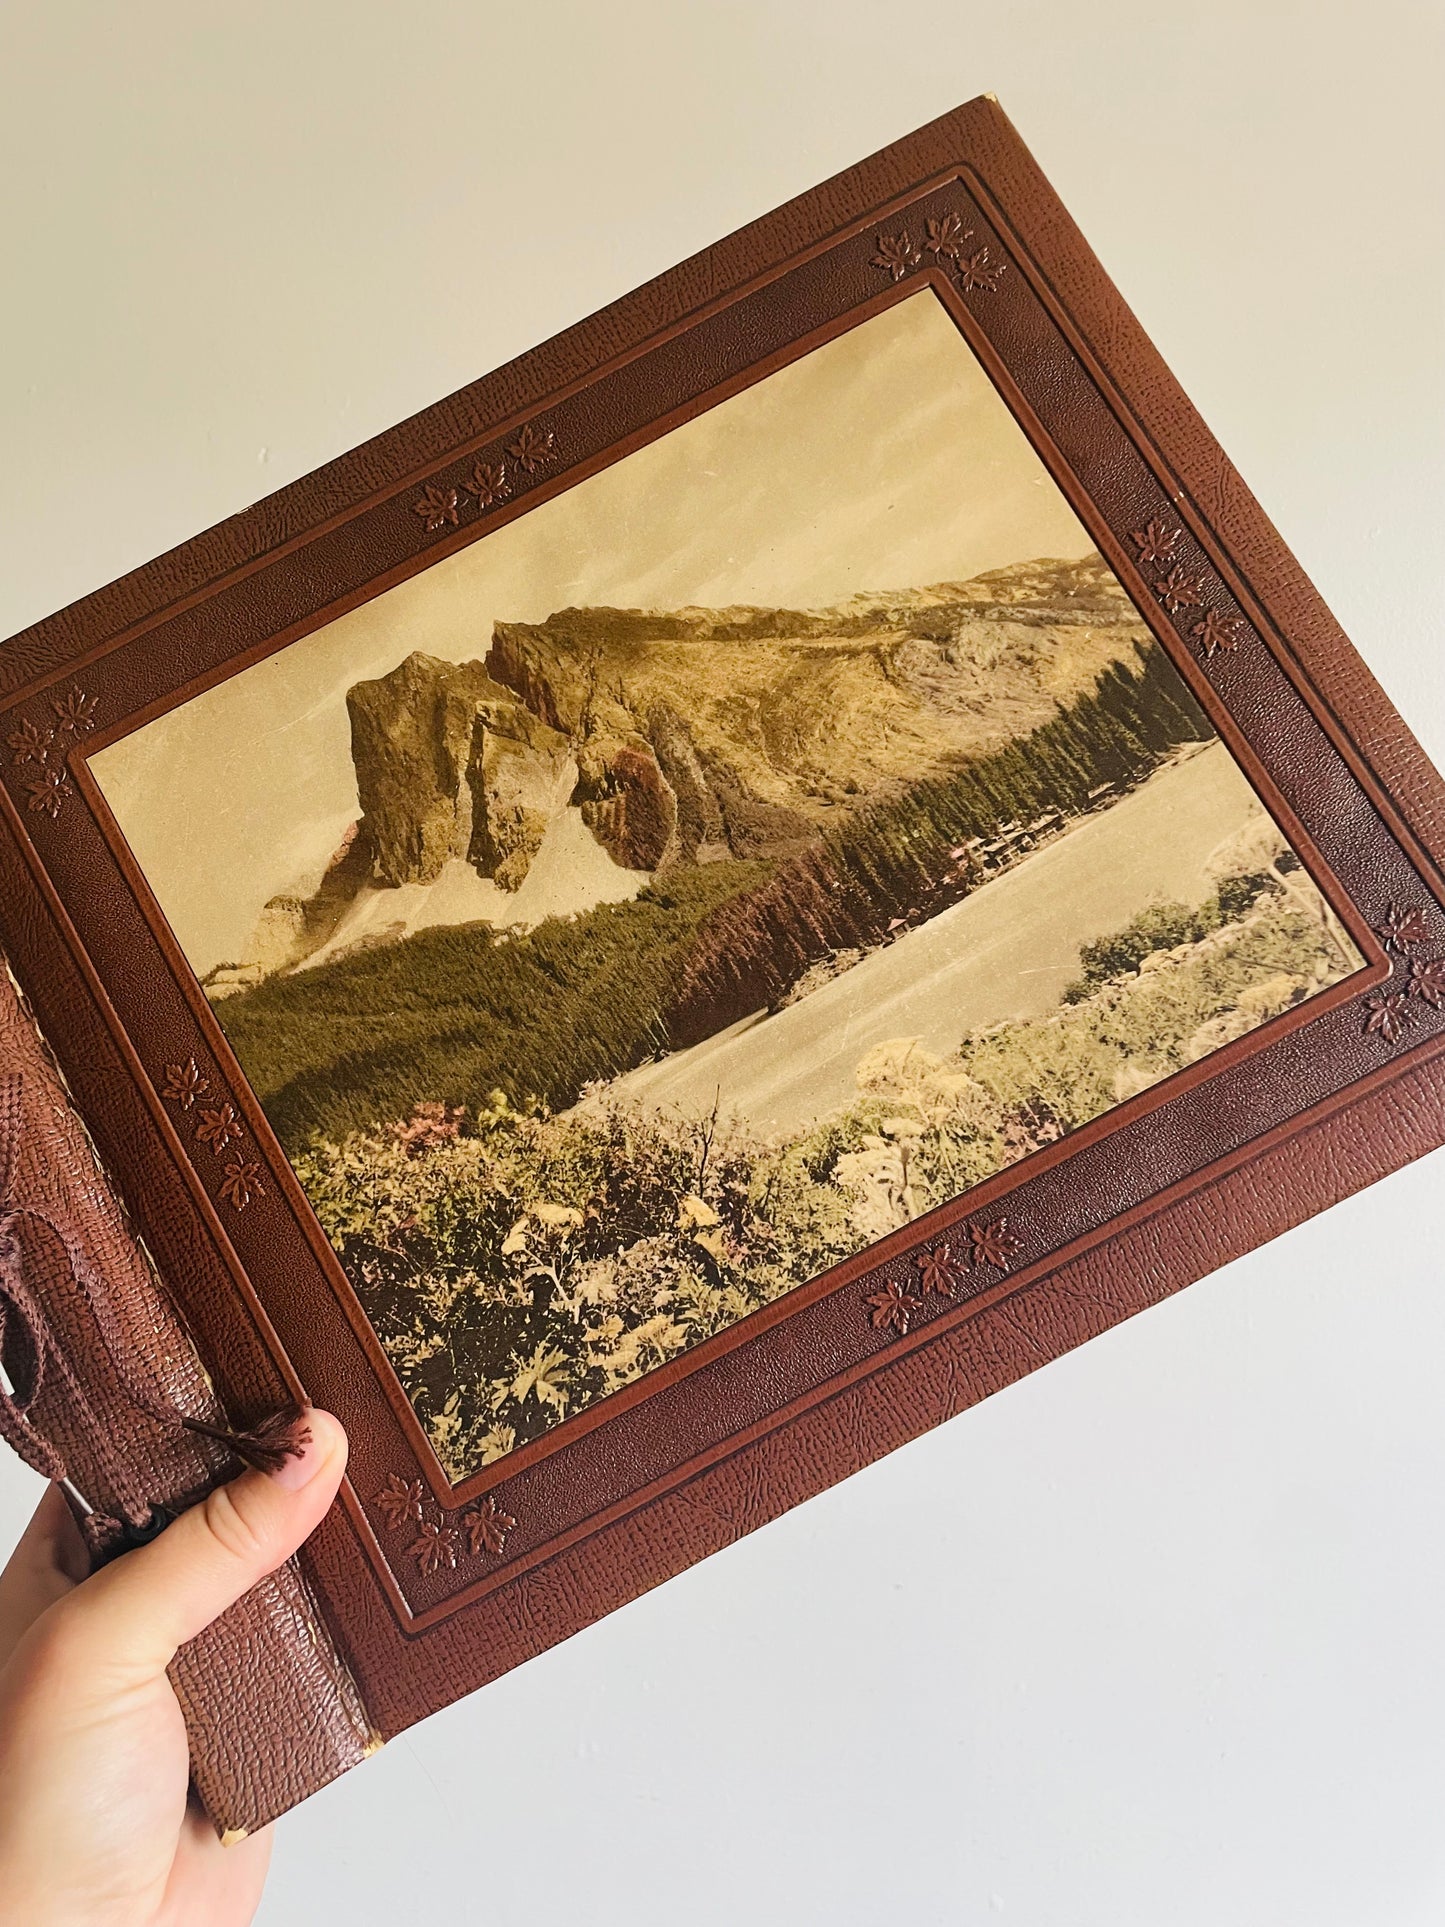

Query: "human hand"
left=0, top=1409, right=348, bottom=1926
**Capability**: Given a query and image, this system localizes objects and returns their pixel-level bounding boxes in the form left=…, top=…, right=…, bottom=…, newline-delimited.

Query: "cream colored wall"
left=2, top=7, right=1442, bottom=1925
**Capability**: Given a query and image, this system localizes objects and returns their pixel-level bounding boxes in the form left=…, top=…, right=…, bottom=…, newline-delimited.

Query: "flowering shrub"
left=388, top=1101, right=466, bottom=1156
left=294, top=876, right=1349, bottom=1479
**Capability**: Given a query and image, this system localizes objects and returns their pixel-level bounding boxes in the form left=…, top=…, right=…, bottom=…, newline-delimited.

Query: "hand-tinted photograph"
left=93, top=289, right=1361, bottom=1478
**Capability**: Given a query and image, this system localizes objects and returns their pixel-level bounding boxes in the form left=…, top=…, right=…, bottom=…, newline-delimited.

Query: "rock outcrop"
left=485, top=552, right=1150, bottom=848
left=204, top=822, right=373, bottom=998
left=347, top=652, right=576, bottom=890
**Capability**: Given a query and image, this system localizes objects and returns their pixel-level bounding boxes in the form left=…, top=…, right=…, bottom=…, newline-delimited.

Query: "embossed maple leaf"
left=1129, top=519, right=1182, bottom=567
left=23, top=765, right=72, bottom=817
left=1372, top=903, right=1430, bottom=953
left=956, top=246, right=1006, bottom=293
left=219, top=1158, right=265, bottom=1210
left=915, top=1243, right=966, bottom=1296
left=1191, top=609, right=1243, bottom=659
left=373, top=1474, right=426, bottom=1532
left=469, top=459, right=509, bottom=507
left=1407, top=957, right=1445, bottom=1010
left=923, top=212, right=970, bottom=260
left=1153, top=565, right=1207, bottom=615
left=409, top=1520, right=460, bottom=1575
left=1363, top=991, right=1411, bottom=1043
left=872, top=231, right=921, bottom=280
left=196, top=1102, right=245, bottom=1155
left=412, top=484, right=460, bottom=532
left=160, top=1058, right=210, bottom=1110
left=463, top=1494, right=516, bottom=1557
left=505, top=423, right=554, bottom=473
left=6, top=717, right=52, bottom=765
left=50, top=686, right=98, bottom=736
left=865, top=1279, right=922, bottom=1335
left=967, top=1218, right=1020, bottom=1270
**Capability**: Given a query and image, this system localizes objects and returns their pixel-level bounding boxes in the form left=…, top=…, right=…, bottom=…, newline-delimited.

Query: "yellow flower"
left=534, top=1203, right=584, bottom=1230
left=507, top=1344, right=572, bottom=1414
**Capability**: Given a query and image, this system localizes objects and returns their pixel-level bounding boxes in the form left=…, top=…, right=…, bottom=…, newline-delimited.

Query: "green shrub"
left=1073, top=900, right=1210, bottom=987
left=1214, top=869, right=1274, bottom=920
left=1062, top=871, right=1276, bottom=1001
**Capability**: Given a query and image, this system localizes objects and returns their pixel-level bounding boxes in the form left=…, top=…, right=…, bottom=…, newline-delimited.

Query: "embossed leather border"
left=2, top=98, right=1443, bottom=1770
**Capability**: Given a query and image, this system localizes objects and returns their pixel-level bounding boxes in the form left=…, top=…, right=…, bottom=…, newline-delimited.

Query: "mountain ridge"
left=204, top=551, right=1152, bottom=996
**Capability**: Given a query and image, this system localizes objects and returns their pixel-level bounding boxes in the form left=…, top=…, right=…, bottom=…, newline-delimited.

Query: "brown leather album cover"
left=3, top=94, right=1444, bottom=1832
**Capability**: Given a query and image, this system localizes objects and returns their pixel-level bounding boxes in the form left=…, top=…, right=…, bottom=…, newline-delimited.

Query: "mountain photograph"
left=91, top=291, right=1362, bottom=1478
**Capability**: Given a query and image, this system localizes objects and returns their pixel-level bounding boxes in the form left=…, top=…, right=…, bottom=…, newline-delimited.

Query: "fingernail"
left=270, top=1414, right=332, bottom=1490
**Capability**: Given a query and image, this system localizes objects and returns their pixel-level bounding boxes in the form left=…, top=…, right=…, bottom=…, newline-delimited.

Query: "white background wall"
left=2, top=6, right=1443, bottom=1922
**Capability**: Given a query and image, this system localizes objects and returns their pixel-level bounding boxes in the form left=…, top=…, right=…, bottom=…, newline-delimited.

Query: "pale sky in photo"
left=93, top=288, right=1098, bottom=976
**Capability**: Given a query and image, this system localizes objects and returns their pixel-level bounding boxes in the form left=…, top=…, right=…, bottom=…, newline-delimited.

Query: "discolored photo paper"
left=2, top=97, right=1442, bottom=1830
left=92, top=293, right=1360, bottom=1479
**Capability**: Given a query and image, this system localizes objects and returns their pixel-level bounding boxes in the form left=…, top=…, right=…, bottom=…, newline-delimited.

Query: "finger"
left=57, top=1409, right=347, bottom=1680
left=0, top=1485, right=90, bottom=1669
left=164, top=1805, right=274, bottom=1926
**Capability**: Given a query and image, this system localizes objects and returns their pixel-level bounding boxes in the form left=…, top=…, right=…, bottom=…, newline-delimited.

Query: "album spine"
left=0, top=948, right=378, bottom=1834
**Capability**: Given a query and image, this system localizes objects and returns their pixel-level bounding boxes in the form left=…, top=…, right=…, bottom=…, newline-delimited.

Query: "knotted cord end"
left=182, top=1403, right=313, bottom=1476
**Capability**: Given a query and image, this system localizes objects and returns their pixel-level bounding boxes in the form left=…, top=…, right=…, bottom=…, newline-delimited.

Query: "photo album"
left=3, top=95, right=1442, bottom=1833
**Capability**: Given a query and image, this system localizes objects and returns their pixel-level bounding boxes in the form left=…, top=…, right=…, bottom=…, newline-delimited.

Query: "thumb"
left=54, top=1409, right=347, bottom=1679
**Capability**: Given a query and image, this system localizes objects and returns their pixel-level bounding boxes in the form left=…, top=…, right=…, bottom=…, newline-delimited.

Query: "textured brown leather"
left=1, top=94, right=1442, bottom=1827
left=170, top=1556, right=376, bottom=1837
left=0, top=963, right=374, bottom=1833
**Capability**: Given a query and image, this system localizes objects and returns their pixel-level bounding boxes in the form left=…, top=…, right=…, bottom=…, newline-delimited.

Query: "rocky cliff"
left=205, top=552, right=1152, bottom=994
left=484, top=552, right=1149, bottom=871
left=347, top=653, right=576, bottom=890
